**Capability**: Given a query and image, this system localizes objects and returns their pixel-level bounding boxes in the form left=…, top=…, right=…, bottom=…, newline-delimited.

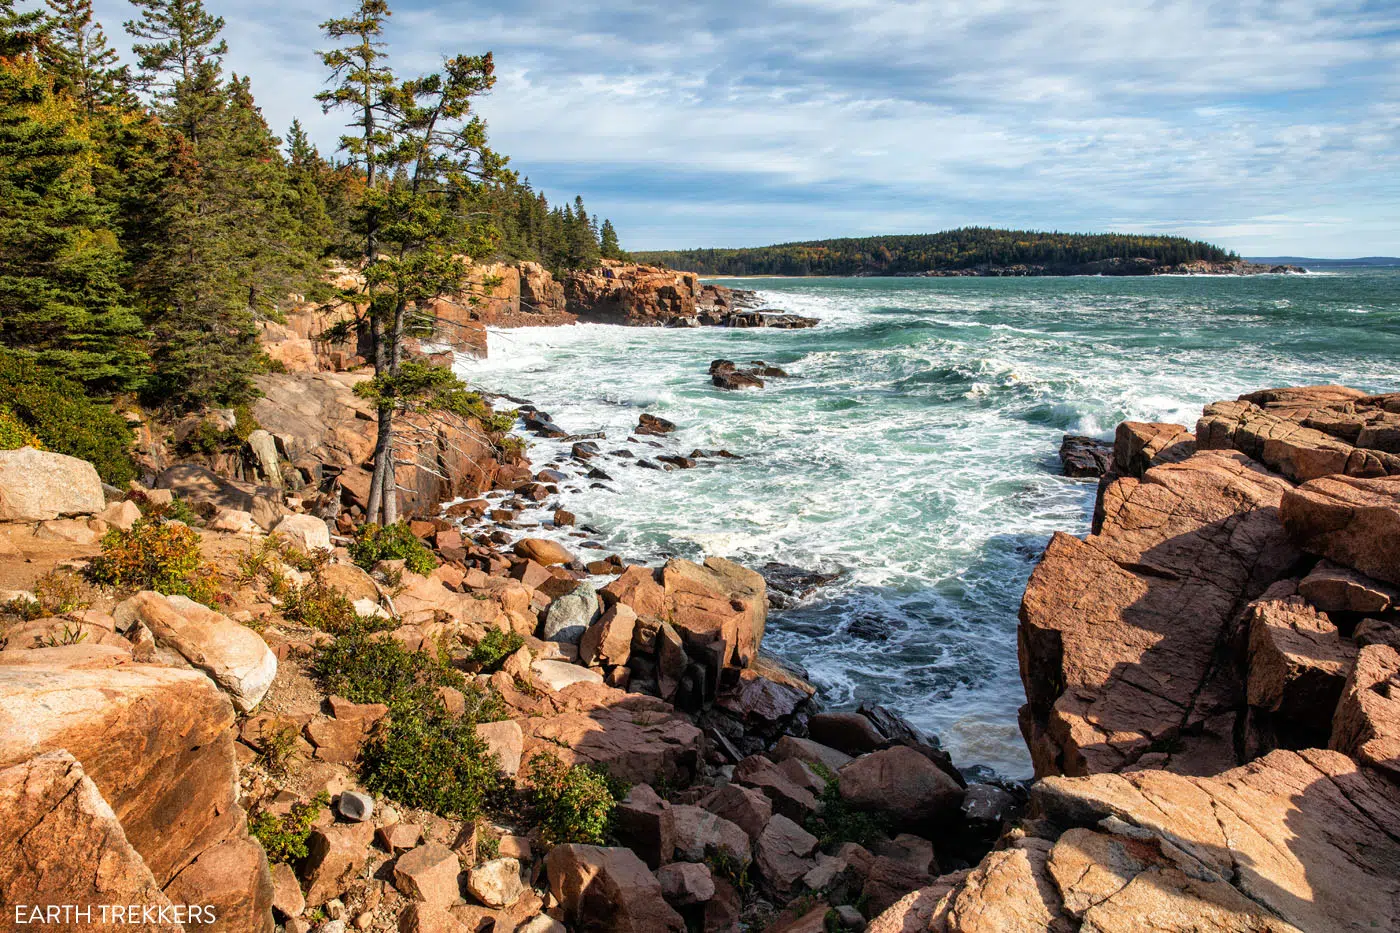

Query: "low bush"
left=88, top=517, right=218, bottom=605
left=359, top=704, right=500, bottom=820
left=805, top=780, right=890, bottom=851
left=250, top=792, right=330, bottom=863
left=349, top=522, right=437, bottom=576
left=0, top=406, right=41, bottom=450
left=33, top=569, right=92, bottom=615
left=135, top=493, right=201, bottom=526
left=524, top=751, right=625, bottom=847
left=311, top=628, right=464, bottom=710
left=0, top=352, right=136, bottom=484
left=471, top=630, right=524, bottom=672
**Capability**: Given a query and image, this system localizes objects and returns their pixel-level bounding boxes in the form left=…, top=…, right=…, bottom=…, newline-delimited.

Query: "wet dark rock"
left=571, top=442, right=601, bottom=461
left=761, top=562, right=841, bottom=608
left=1059, top=435, right=1114, bottom=477
left=524, top=413, right=568, bottom=438
left=637, top=413, right=678, bottom=436
left=726, top=311, right=820, bottom=329
left=710, top=360, right=766, bottom=391
left=637, top=459, right=663, bottom=471
left=847, top=614, right=898, bottom=641
left=657, top=455, right=697, bottom=470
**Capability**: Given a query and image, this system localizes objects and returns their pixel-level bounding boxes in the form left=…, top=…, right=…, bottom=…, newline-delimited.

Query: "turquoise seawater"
left=458, top=269, right=1400, bottom=777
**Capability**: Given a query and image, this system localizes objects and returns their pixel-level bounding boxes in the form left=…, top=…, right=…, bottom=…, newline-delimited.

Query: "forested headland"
left=636, top=228, right=1239, bottom=276
left=0, top=0, right=626, bottom=415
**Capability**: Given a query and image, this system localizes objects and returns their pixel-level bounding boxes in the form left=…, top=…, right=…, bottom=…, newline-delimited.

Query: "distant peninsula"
left=636, top=227, right=1307, bottom=277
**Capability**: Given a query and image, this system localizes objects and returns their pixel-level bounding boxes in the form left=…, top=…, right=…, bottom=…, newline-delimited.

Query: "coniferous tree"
left=285, top=118, right=334, bottom=263
left=319, top=0, right=508, bottom=524
left=42, top=0, right=133, bottom=116
left=124, top=0, right=225, bottom=145
left=0, top=56, right=147, bottom=391
left=599, top=218, right=623, bottom=260
left=127, top=3, right=319, bottom=407
left=0, top=0, right=46, bottom=57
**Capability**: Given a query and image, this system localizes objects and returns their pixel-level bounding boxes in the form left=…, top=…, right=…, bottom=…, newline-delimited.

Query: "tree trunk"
left=366, top=402, right=393, bottom=524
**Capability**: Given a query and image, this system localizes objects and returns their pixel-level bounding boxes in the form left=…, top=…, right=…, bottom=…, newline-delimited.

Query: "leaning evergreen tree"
left=318, top=0, right=509, bottom=524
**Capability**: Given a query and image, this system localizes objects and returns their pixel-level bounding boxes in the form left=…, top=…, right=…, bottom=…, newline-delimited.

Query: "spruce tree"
left=42, top=0, right=133, bottom=116
left=0, top=56, right=147, bottom=392
left=126, top=4, right=319, bottom=408
left=599, top=218, right=623, bottom=260
left=0, top=0, right=46, bottom=57
left=124, top=0, right=226, bottom=145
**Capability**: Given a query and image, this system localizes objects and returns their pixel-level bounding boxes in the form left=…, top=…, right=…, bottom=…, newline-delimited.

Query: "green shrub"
left=250, top=793, right=330, bottom=863
left=0, top=352, right=135, bottom=484
left=471, top=630, right=524, bottom=672
left=311, top=628, right=464, bottom=710
left=0, top=406, right=41, bottom=450
left=231, top=403, right=260, bottom=443
left=33, top=569, right=92, bottom=615
left=134, top=492, right=201, bottom=526
left=805, top=780, right=890, bottom=851
left=359, top=704, right=500, bottom=820
left=88, top=517, right=218, bottom=605
left=349, top=522, right=437, bottom=576
left=524, top=752, right=624, bottom=847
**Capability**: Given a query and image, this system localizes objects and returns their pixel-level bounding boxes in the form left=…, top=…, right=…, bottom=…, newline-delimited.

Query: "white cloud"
left=88, top=0, right=1400, bottom=255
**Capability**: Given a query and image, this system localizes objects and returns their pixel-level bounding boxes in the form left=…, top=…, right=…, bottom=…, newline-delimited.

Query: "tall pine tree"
left=127, top=0, right=320, bottom=407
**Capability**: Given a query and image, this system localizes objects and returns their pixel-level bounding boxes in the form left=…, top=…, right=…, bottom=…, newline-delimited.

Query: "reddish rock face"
left=1112, top=421, right=1197, bottom=477
left=0, top=656, right=245, bottom=882
left=1197, top=392, right=1400, bottom=483
left=545, top=844, right=685, bottom=932
left=1331, top=644, right=1400, bottom=778
left=1029, top=749, right=1400, bottom=933
left=837, top=746, right=964, bottom=825
left=520, top=686, right=703, bottom=785
left=0, top=752, right=184, bottom=932
left=1245, top=592, right=1357, bottom=746
left=1019, top=451, right=1299, bottom=777
left=565, top=262, right=701, bottom=326
left=1282, top=474, right=1400, bottom=586
left=252, top=371, right=502, bottom=519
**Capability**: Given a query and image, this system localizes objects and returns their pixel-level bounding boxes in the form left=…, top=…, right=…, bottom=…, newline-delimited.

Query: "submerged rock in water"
left=761, top=562, right=841, bottom=608
left=1058, top=435, right=1113, bottom=478
left=710, top=360, right=766, bottom=391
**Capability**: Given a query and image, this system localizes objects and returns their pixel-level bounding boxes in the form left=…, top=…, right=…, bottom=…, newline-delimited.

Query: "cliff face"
left=1020, top=384, right=1400, bottom=780
left=564, top=260, right=703, bottom=325
left=868, top=384, right=1400, bottom=932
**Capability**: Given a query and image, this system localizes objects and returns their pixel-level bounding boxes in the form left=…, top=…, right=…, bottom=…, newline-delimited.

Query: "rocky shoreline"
left=1, top=257, right=1396, bottom=933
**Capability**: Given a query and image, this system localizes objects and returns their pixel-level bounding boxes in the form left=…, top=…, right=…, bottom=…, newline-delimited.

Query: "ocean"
left=457, top=268, right=1400, bottom=778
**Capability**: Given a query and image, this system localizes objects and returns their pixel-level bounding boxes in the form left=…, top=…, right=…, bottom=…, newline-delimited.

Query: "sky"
left=88, top=0, right=1400, bottom=257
